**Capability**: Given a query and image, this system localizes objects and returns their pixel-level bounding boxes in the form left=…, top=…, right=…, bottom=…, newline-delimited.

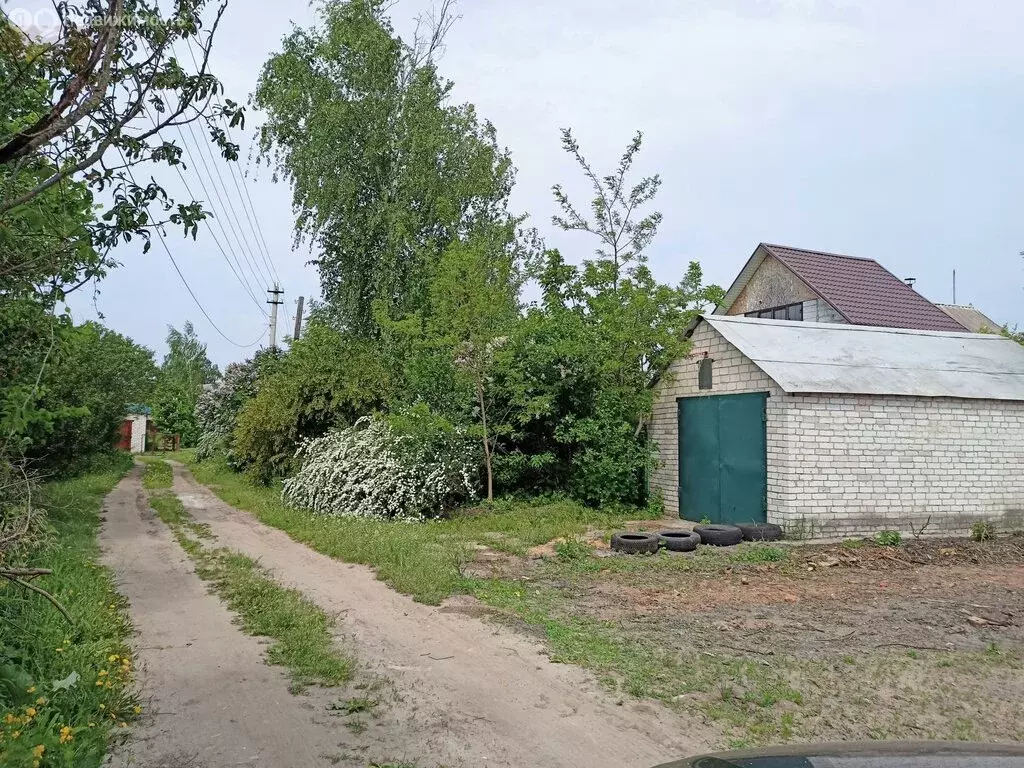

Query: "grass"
left=177, top=454, right=655, bottom=604
left=137, top=456, right=172, bottom=490
left=145, top=489, right=351, bottom=690
left=0, top=453, right=138, bottom=768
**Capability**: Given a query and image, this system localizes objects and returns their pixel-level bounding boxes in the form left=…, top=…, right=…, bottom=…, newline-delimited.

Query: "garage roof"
left=703, top=315, right=1024, bottom=401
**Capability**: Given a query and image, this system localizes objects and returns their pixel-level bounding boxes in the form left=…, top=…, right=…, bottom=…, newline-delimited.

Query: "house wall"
left=128, top=414, right=147, bottom=454
left=652, top=321, right=1024, bottom=539
left=650, top=322, right=785, bottom=519
left=726, top=255, right=817, bottom=315
left=773, top=394, right=1024, bottom=539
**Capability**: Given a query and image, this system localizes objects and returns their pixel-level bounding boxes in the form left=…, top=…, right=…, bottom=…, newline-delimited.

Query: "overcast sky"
left=51, top=0, right=1024, bottom=365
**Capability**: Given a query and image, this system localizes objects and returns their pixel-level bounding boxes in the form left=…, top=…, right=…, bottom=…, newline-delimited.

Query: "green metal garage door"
left=678, top=392, right=767, bottom=525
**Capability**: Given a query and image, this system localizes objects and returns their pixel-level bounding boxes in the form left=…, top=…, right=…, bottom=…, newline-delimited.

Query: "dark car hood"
left=654, top=741, right=1024, bottom=768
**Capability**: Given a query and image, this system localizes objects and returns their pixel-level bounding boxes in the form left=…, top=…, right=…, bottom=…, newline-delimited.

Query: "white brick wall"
left=650, top=322, right=784, bottom=519
left=777, top=393, right=1024, bottom=538
left=801, top=299, right=846, bottom=324
left=651, top=320, right=1024, bottom=539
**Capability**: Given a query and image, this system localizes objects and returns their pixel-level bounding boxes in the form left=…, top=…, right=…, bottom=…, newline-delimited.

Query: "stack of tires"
left=610, top=523, right=781, bottom=554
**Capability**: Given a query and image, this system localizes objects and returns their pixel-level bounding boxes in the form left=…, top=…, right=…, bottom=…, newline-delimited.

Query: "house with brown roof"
left=716, top=243, right=968, bottom=332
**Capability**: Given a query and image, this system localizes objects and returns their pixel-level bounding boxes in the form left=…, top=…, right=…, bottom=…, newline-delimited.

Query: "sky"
left=32, top=0, right=1024, bottom=365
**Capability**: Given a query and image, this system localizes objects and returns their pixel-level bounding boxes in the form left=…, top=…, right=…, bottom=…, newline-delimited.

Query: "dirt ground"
left=100, top=463, right=710, bottom=767
left=477, top=532, right=1024, bottom=747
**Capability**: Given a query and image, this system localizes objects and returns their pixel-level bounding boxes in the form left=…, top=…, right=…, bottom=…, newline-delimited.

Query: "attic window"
left=746, top=301, right=803, bottom=321
left=698, top=357, right=713, bottom=390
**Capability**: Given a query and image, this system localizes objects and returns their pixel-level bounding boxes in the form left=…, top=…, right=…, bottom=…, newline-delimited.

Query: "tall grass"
left=0, top=453, right=136, bottom=768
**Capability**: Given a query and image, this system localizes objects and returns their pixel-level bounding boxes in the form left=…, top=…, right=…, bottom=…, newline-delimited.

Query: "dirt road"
left=100, top=463, right=706, bottom=767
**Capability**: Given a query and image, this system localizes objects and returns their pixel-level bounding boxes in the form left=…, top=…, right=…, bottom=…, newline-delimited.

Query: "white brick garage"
left=650, top=316, right=1024, bottom=539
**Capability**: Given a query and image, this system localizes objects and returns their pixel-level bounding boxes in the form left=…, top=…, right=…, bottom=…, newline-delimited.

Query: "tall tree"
left=254, top=0, right=515, bottom=335
left=152, top=322, right=218, bottom=445
left=426, top=225, right=522, bottom=501
left=0, top=3, right=243, bottom=302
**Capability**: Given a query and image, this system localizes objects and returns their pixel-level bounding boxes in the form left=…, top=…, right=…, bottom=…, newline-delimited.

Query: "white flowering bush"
left=194, top=350, right=280, bottom=463
left=281, top=407, right=479, bottom=520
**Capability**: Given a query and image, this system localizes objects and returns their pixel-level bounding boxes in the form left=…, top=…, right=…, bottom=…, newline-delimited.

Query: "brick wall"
left=649, top=322, right=783, bottom=519
left=775, top=393, right=1024, bottom=538
left=651, top=320, right=1024, bottom=539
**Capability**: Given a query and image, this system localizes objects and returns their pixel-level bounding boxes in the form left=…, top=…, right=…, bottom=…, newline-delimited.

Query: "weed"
left=699, top=516, right=712, bottom=525
left=139, top=457, right=173, bottom=490
left=906, top=651, right=918, bottom=659
left=147, top=488, right=352, bottom=689
left=554, top=537, right=592, bottom=561
left=952, top=718, right=979, bottom=741
left=345, top=719, right=367, bottom=734
left=874, top=530, right=903, bottom=547
left=730, top=546, right=787, bottom=564
left=842, top=656, right=855, bottom=665
left=985, top=642, right=1001, bottom=659
left=971, top=521, right=996, bottom=542
left=840, top=538, right=865, bottom=549
left=0, top=455, right=138, bottom=767
left=337, top=697, right=378, bottom=715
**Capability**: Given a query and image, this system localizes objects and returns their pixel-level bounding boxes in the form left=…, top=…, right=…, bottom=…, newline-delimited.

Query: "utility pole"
left=267, top=284, right=284, bottom=349
left=293, top=296, right=305, bottom=341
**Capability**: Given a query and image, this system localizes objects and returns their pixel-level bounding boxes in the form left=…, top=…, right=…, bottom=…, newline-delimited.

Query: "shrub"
left=281, top=407, right=479, bottom=520
left=232, top=325, right=391, bottom=483
left=874, top=530, right=903, bottom=547
left=970, top=521, right=996, bottom=542
left=554, top=537, right=592, bottom=561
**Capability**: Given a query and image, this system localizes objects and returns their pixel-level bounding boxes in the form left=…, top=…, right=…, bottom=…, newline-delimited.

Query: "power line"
left=116, top=148, right=267, bottom=349
left=182, top=38, right=282, bottom=286
left=139, top=103, right=268, bottom=317
left=179, top=116, right=275, bottom=291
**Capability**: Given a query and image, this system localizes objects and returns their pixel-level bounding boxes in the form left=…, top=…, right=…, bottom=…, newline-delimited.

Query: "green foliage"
left=32, top=323, right=157, bottom=473
left=0, top=455, right=137, bottom=768
left=970, top=521, right=997, bottom=542
left=874, top=530, right=903, bottom=547
left=731, top=546, right=788, bottom=564
left=151, top=322, right=219, bottom=446
left=841, top=538, right=866, bottom=549
left=232, top=324, right=391, bottom=483
left=254, top=0, right=516, bottom=336
left=555, top=537, right=593, bottom=561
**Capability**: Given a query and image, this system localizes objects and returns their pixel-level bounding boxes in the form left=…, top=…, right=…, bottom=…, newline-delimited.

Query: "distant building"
left=935, top=303, right=1002, bottom=334
left=716, top=243, right=967, bottom=331
left=118, top=405, right=152, bottom=454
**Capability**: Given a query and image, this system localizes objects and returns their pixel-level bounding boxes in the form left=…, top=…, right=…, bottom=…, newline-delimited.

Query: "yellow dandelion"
left=118, top=721, right=127, bottom=728
left=54, top=648, right=63, bottom=653
left=95, top=680, right=104, bottom=687
left=35, top=697, right=45, bottom=706
left=3, top=714, right=16, bottom=724
left=32, top=744, right=45, bottom=758
left=98, top=670, right=108, bottom=677
left=59, top=725, right=73, bottom=744
left=11, top=730, right=20, bottom=739
left=108, top=655, right=119, bottom=663
left=25, top=687, right=35, bottom=694
left=98, top=704, right=105, bottom=710
left=24, top=708, right=36, bottom=718
left=88, top=722, right=96, bottom=727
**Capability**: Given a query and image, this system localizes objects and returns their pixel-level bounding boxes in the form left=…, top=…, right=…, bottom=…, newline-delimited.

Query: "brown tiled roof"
left=760, top=243, right=968, bottom=332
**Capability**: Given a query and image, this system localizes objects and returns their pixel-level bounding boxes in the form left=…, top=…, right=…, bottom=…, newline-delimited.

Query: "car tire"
left=610, top=532, right=660, bottom=554
left=657, top=530, right=701, bottom=552
left=735, top=523, right=783, bottom=542
left=692, top=524, right=743, bottom=547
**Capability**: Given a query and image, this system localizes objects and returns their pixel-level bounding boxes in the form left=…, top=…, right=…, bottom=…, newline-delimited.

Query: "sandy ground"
left=100, top=462, right=708, bottom=768
left=100, top=466, right=355, bottom=767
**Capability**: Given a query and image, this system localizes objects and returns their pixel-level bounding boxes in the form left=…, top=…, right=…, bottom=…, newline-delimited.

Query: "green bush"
left=232, top=325, right=391, bottom=483
left=874, top=530, right=903, bottom=547
left=970, top=521, right=996, bottom=542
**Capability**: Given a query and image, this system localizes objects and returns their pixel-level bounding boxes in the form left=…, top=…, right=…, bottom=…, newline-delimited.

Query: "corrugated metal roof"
left=703, top=315, right=1024, bottom=401
left=935, top=304, right=1002, bottom=334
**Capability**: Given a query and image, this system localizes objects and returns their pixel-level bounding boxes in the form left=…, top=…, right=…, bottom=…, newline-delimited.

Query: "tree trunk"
left=475, top=376, right=493, bottom=502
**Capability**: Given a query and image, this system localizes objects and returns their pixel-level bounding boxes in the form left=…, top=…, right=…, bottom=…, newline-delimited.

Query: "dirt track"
left=100, top=463, right=707, bottom=767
